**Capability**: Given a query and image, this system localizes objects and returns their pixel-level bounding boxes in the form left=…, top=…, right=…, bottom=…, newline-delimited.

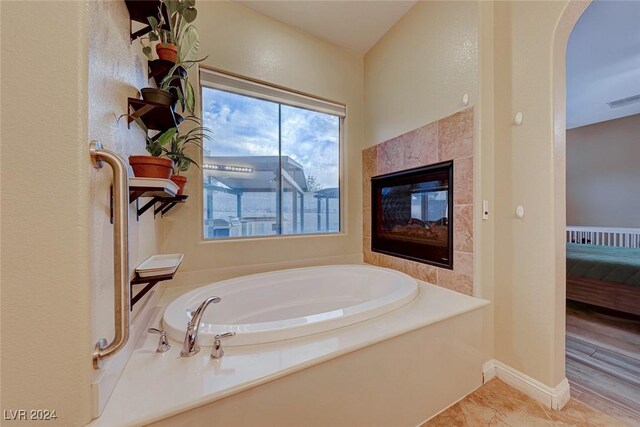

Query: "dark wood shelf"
left=124, top=0, right=170, bottom=41
left=109, top=180, right=183, bottom=222
left=127, top=97, right=183, bottom=132
left=130, top=271, right=177, bottom=309
left=135, top=193, right=188, bottom=219
left=129, top=181, right=187, bottom=219
left=129, top=184, right=177, bottom=204
left=148, top=59, right=186, bottom=87
left=154, top=194, right=188, bottom=217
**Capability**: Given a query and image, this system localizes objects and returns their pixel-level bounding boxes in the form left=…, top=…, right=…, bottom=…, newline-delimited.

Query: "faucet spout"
left=180, top=296, right=221, bottom=357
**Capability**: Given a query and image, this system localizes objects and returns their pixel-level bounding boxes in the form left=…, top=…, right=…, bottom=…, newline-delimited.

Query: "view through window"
left=201, top=75, right=342, bottom=239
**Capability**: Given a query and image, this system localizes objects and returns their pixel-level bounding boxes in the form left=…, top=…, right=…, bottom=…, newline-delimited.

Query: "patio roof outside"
left=203, top=155, right=308, bottom=193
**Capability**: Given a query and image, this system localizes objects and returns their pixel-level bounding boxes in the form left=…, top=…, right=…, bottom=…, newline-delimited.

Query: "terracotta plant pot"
left=140, top=88, right=176, bottom=109
left=129, top=156, right=174, bottom=179
left=170, top=175, right=187, bottom=195
left=156, top=43, right=178, bottom=63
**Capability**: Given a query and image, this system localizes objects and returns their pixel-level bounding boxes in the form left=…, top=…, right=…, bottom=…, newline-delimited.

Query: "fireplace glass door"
left=371, top=161, right=453, bottom=269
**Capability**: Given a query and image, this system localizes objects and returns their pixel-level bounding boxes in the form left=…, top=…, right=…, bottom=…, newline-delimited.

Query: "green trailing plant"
left=163, top=116, right=211, bottom=174
left=158, top=62, right=202, bottom=114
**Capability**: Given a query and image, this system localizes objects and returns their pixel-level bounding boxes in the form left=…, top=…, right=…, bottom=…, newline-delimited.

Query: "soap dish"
left=135, top=253, right=184, bottom=278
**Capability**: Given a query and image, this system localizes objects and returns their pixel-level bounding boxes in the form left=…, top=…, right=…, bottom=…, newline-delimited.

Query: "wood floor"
left=566, top=301, right=640, bottom=426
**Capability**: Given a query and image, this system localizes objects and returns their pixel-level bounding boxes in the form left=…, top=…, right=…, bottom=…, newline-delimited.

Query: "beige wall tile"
left=377, top=136, right=404, bottom=175
left=362, top=146, right=377, bottom=179
left=402, top=122, right=439, bottom=169
left=438, top=252, right=473, bottom=295
left=363, top=208, right=371, bottom=238
left=454, top=156, right=473, bottom=205
left=406, top=260, right=438, bottom=284
left=454, top=205, right=473, bottom=253
left=438, top=108, right=473, bottom=161
left=363, top=179, right=371, bottom=209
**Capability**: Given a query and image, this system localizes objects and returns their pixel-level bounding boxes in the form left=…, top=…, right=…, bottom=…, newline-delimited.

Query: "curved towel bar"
left=90, top=141, right=130, bottom=369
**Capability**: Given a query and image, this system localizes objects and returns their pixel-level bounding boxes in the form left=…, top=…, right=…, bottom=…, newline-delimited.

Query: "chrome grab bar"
left=90, top=141, right=130, bottom=369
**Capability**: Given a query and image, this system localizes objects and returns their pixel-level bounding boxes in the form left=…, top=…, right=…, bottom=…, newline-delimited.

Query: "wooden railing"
left=566, top=226, right=640, bottom=248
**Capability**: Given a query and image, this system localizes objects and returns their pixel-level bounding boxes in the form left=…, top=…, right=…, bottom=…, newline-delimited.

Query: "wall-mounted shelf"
left=124, top=0, right=169, bottom=41
left=148, top=60, right=186, bottom=87
left=109, top=178, right=185, bottom=222
left=136, top=194, right=188, bottom=219
left=130, top=271, right=176, bottom=309
left=131, top=253, right=183, bottom=309
left=127, top=97, right=183, bottom=133
left=129, top=177, right=177, bottom=202
left=128, top=177, right=187, bottom=219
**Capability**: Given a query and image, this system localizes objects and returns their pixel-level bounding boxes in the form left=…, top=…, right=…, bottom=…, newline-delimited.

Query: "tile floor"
left=423, top=379, right=628, bottom=426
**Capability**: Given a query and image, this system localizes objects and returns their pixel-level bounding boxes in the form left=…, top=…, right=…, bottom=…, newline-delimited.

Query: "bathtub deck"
left=89, top=280, right=489, bottom=427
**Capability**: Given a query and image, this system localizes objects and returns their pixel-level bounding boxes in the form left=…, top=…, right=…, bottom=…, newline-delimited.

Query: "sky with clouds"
left=202, top=87, right=340, bottom=189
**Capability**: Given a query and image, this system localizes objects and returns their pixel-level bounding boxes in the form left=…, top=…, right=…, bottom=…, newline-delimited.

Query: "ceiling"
left=567, top=1, right=640, bottom=129
left=235, top=1, right=418, bottom=54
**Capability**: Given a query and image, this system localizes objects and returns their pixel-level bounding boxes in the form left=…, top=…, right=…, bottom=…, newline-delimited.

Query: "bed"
left=566, top=227, right=640, bottom=316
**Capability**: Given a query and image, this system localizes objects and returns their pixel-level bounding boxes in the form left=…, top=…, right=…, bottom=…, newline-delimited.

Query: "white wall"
left=567, top=114, right=640, bottom=228
left=160, top=1, right=364, bottom=285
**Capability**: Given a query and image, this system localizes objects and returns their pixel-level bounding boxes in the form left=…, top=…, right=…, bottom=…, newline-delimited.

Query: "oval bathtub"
left=163, top=264, right=419, bottom=346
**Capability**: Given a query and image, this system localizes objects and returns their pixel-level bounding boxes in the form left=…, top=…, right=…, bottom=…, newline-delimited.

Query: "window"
left=200, top=69, right=344, bottom=239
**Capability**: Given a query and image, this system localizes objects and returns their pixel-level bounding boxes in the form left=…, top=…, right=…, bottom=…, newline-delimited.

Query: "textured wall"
left=363, top=109, right=474, bottom=295
left=1, top=1, right=93, bottom=425
left=491, top=0, right=585, bottom=389
left=364, top=1, right=478, bottom=147
left=567, top=114, right=640, bottom=228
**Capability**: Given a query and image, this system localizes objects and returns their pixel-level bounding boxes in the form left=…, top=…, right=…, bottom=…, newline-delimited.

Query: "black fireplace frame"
left=370, top=161, right=454, bottom=269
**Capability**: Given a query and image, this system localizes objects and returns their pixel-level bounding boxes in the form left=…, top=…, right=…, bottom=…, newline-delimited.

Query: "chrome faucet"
left=180, top=296, right=221, bottom=357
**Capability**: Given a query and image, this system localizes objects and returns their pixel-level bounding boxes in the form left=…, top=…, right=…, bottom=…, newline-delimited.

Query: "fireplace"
left=371, top=161, right=453, bottom=269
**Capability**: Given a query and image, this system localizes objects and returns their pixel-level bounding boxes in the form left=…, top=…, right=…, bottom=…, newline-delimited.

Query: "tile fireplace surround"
left=363, top=108, right=474, bottom=295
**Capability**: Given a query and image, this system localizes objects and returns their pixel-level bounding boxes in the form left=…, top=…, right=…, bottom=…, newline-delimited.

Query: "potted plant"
left=122, top=115, right=176, bottom=179
left=138, top=0, right=205, bottom=112
left=163, top=116, right=211, bottom=194
left=141, top=0, right=200, bottom=64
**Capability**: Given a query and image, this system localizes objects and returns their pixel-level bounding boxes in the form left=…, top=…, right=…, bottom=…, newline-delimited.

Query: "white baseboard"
left=482, top=359, right=571, bottom=410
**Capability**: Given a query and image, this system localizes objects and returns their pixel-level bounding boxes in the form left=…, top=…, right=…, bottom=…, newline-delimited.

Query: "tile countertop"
left=89, top=280, right=490, bottom=427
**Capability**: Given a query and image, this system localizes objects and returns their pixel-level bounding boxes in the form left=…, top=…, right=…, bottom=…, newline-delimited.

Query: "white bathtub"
left=163, top=264, right=418, bottom=346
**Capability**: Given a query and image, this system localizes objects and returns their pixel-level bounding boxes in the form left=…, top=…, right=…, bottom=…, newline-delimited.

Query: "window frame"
left=198, top=66, right=346, bottom=241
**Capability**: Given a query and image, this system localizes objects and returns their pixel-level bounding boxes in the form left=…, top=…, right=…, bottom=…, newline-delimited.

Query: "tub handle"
left=211, top=332, right=236, bottom=359
left=148, top=328, right=171, bottom=353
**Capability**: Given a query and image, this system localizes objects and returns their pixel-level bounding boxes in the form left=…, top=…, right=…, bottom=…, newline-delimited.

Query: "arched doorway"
left=556, top=1, right=640, bottom=423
